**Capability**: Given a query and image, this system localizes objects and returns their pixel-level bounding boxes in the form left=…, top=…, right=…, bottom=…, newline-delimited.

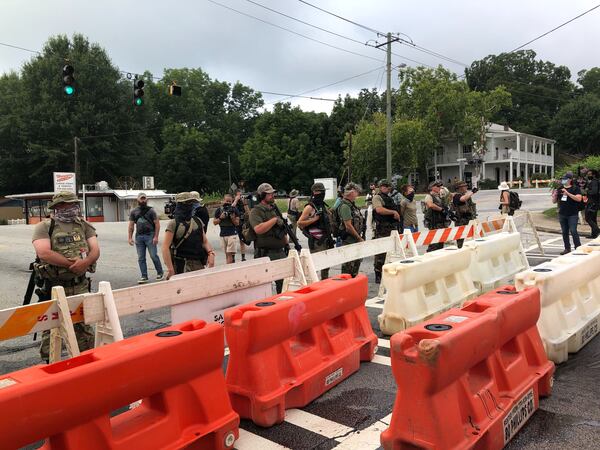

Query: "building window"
left=85, top=196, right=104, bottom=218
left=462, top=144, right=472, bottom=154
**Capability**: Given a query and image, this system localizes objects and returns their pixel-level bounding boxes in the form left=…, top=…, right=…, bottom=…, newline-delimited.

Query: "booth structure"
left=6, top=186, right=172, bottom=224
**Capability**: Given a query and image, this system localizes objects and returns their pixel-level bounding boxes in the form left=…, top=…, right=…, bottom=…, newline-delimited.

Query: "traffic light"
left=133, top=79, right=144, bottom=106
left=169, top=83, right=182, bottom=96
left=62, top=64, right=75, bottom=95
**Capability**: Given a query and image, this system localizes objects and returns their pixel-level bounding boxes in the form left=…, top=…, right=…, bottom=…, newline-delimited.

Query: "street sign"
left=53, top=172, right=77, bottom=193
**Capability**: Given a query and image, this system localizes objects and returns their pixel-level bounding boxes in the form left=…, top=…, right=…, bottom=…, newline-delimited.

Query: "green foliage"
left=530, top=172, right=549, bottom=180
left=578, top=68, right=600, bottom=96
left=239, top=103, right=335, bottom=192
left=478, top=178, right=498, bottom=190
left=550, top=94, right=600, bottom=154
left=465, top=50, right=574, bottom=136
left=558, top=155, right=600, bottom=178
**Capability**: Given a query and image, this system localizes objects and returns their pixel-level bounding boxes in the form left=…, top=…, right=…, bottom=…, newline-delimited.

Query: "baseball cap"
left=257, top=183, right=276, bottom=195
left=344, top=182, right=362, bottom=194
left=137, top=192, right=147, bottom=200
left=378, top=179, right=392, bottom=187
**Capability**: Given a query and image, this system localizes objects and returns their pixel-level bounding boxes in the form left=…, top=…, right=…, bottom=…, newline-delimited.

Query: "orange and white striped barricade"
left=0, top=320, right=239, bottom=450
left=515, top=250, right=600, bottom=363
left=378, top=246, right=478, bottom=335
left=381, top=287, right=554, bottom=450
left=400, top=221, right=477, bottom=252
left=224, top=274, right=377, bottom=427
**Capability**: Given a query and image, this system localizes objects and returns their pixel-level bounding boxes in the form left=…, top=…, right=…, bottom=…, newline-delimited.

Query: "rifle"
left=361, top=209, right=368, bottom=240
left=23, top=262, right=37, bottom=306
left=272, top=203, right=302, bottom=252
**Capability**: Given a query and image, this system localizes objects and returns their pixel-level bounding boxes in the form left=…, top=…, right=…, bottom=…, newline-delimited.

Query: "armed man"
left=336, top=182, right=364, bottom=277
left=450, top=180, right=478, bottom=248
left=249, top=183, right=289, bottom=293
left=31, top=191, right=99, bottom=363
left=297, top=182, right=334, bottom=280
left=423, top=181, right=449, bottom=252
left=372, top=179, right=401, bottom=283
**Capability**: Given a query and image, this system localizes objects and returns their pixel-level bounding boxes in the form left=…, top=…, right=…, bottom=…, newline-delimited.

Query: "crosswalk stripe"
left=367, top=302, right=384, bottom=310
left=371, top=354, right=391, bottom=366
left=236, top=429, right=291, bottom=449
left=332, top=413, right=392, bottom=449
left=285, top=408, right=354, bottom=440
left=377, top=338, right=390, bottom=349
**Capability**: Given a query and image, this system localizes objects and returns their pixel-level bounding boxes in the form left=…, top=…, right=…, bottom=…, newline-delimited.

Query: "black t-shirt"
left=214, top=206, right=238, bottom=237
left=452, top=194, right=465, bottom=207
left=129, top=206, right=157, bottom=236
left=558, top=185, right=582, bottom=217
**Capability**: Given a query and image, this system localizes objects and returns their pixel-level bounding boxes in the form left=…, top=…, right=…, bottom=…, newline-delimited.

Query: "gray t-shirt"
left=130, top=206, right=157, bottom=236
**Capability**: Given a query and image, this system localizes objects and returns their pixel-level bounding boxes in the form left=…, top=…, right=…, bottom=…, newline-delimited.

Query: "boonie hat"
left=289, top=189, right=299, bottom=197
left=48, top=191, right=80, bottom=209
left=190, top=191, right=202, bottom=202
left=498, top=181, right=510, bottom=191
left=455, top=180, right=468, bottom=188
left=257, top=183, right=276, bottom=195
left=344, top=182, right=362, bottom=194
left=378, top=179, right=392, bottom=187
left=175, top=192, right=195, bottom=203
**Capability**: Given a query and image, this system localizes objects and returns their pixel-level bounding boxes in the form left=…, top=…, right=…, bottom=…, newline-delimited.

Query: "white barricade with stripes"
left=377, top=246, right=479, bottom=335
left=464, top=232, right=529, bottom=293
left=515, top=251, right=600, bottom=363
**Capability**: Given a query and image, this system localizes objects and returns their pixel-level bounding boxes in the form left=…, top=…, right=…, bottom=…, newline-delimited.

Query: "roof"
left=6, top=189, right=171, bottom=201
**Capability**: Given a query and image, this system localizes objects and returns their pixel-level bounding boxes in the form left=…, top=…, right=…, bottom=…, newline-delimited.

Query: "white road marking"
left=371, top=354, right=391, bottom=366
left=332, top=414, right=393, bottom=449
left=377, top=338, right=390, bottom=349
left=284, top=409, right=354, bottom=441
left=366, top=302, right=384, bottom=310
left=236, top=429, right=291, bottom=450
left=524, top=236, right=562, bottom=253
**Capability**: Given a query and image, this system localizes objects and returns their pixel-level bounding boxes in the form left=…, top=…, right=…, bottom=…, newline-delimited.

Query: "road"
left=2, top=190, right=598, bottom=448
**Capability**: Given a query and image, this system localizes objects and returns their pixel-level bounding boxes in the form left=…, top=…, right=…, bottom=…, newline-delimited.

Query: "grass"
left=543, top=207, right=558, bottom=219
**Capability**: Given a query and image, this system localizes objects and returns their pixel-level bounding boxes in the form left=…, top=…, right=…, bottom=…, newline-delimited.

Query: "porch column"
left=509, top=159, right=513, bottom=183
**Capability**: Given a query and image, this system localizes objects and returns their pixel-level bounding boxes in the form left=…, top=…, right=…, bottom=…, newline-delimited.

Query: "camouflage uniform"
left=33, top=192, right=96, bottom=362
left=372, top=180, right=401, bottom=283
left=450, top=181, right=477, bottom=248
left=337, top=185, right=364, bottom=277
left=301, top=183, right=334, bottom=280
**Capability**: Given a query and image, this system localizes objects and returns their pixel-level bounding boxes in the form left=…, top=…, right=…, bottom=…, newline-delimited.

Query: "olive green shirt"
left=32, top=218, right=96, bottom=242
left=400, top=199, right=418, bottom=228
left=249, top=203, right=287, bottom=249
left=338, top=198, right=362, bottom=244
left=165, top=217, right=202, bottom=241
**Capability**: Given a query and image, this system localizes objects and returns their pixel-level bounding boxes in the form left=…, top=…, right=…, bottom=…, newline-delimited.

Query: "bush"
left=0, top=218, right=7, bottom=226
left=478, top=178, right=497, bottom=190
left=531, top=172, right=550, bottom=180
left=557, top=155, right=600, bottom=178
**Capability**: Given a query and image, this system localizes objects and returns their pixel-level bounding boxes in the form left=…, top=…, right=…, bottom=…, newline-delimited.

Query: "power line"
left=297, top=0, right=384, bottom=35
left=510, top=3, right=600, bottom=52
left=205, top=0, right=381, bottom=63
left=266, top=65, right=385, bottom=105
left=259, top=91, right=337, bottom=101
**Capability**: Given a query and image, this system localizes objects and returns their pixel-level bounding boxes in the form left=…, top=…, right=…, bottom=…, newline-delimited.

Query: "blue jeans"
left=136, top=234, right=163, bottom=278
left=405, top=225, right=418, bottom=233
left=558, top=214, right=581, bottom=250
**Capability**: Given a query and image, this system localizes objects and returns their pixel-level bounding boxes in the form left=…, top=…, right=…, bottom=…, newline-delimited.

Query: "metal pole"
left=228, top=154, right=232, bottom=191
left=386, top=32, right=392, bottom=180
left=74, top=136, right=79, bottom=190
left=82, top=184, right=87, bottom=220
left=348, top=131, right=352, bottom=182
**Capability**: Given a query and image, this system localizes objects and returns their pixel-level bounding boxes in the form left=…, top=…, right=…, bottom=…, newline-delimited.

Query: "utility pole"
left=227, top=154, right=232, bottom=191
left=376, top=33, right=400, bottom=180
left=348, top=131, right=353, bottom=182
left=73, top=136, right=80, bottom=190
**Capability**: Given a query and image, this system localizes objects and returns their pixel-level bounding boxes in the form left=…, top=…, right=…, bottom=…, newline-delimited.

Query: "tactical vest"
left=37, top=218, right=94, bottom=281
left=453, top=194, right=476, bottom=218
left=172, top=217, right=208, bottom=262
left=424, top=194, right=446, bottom=227
left=305, top=202, right=332, bottom=242
left=372, top=193, right=397, bottom=225
left=339, top=199, right=363, bottom=237
left=252, top=204, right=287, bottom=249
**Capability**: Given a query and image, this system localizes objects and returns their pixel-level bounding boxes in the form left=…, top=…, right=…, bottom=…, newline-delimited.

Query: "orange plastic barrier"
left=381, top=286, right=554, bottom=450
left=0, top=321, right=239, bottom=450
left=225, top=274, right=377, bottom=427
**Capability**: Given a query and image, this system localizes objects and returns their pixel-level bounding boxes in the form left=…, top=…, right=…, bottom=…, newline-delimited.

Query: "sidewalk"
left=530, top=211, right=596, bottom=237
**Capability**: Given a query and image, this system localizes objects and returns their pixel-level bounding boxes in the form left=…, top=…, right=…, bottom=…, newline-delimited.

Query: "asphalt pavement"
left=1, top=188, right=599, bottom=448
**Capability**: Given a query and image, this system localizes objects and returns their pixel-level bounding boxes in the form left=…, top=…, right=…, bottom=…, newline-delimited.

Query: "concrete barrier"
left=377, top=246, right=478, bottom=335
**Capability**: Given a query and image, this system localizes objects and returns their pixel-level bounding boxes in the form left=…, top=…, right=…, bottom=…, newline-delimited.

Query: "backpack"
left=330, top=203, right=344, bottom=238
left=509, top=191, right=522, bottom=211
left=241, top=210, right=256, bottom=244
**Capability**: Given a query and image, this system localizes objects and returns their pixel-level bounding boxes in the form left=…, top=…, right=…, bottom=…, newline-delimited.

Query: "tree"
left=550, top=94, right=600, bottom=154
left=578, top=68, right=600, bottom=96
left=465, top=50, right=574, bottom=136
left=239, top=103, right=333, bottom=192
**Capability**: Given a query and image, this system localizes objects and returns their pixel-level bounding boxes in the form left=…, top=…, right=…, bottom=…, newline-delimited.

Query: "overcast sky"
left=1, top=0, right=599, bottom=113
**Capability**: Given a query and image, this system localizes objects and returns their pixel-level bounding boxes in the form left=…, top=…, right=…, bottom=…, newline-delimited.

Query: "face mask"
left=312, top=192, right=326, bottom=204
left=174, top=202, right=194, bottom=221
left=588, top=175, right=594, bottom=180
left=406, top=192, right=415, bottom=201
left=561, top=179, right=570, bottom=185
left=54, top=204, right=80, bottom=223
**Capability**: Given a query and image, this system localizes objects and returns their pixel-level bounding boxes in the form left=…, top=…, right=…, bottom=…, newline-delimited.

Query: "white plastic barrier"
left=515, top=251, right=600, bottom=363
left=377, top=246, right=478, bottom=335
left=464, top=232, right=529, bottom=293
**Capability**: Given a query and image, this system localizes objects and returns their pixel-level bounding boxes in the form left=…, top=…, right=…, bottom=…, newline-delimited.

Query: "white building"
left=429, top=123, right=555, bottom=186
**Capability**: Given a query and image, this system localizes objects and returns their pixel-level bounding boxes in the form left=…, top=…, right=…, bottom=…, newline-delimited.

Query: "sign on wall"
left=143, top=176, right=155, bottom=190
left=53, top=172, right=77, bottom=193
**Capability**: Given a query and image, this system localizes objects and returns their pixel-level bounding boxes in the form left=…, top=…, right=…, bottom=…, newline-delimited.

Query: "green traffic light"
left=64, top=85, right=74, bottom=95
left=135, top=98, right=143, bottom=106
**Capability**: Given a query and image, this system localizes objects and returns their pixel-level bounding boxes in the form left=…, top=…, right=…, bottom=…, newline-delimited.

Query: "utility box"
left=313, top=178, right=337, bottom=200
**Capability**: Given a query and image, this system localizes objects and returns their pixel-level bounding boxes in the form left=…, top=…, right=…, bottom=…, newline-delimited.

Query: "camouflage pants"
left=309, top=237, right=333, bottom=280
left=340, top=238, right=362, bottom=277
left=40, top=280, right=94, bottom=362
left=374, top=225, right=395, bottom=276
